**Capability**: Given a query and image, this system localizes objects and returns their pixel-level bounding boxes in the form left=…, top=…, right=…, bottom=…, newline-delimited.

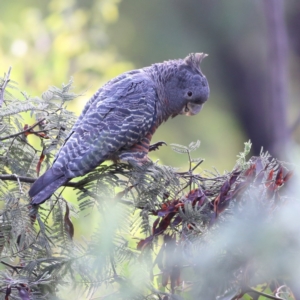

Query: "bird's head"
left=164, top=53, right=210, bottom=117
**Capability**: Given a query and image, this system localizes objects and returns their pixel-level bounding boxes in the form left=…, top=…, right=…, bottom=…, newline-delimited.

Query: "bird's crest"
left=184, top=53, right=208, bottom=73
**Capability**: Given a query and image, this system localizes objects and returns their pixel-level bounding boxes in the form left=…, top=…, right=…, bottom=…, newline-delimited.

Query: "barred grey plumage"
left=29, top=53, right=210, bottom=205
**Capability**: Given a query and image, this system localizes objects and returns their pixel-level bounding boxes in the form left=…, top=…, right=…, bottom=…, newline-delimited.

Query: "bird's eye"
left=187, top=91, right=193, bottom=97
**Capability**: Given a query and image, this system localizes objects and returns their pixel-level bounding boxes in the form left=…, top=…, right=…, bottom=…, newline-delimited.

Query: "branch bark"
left=0, top=118, right=46, bottom=141
left=0, top=174, right=134, bottom=206
left=0, top=174, right=78, bottom=187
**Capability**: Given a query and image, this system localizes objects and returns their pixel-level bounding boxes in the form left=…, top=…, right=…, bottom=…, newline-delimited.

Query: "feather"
left=29, top=168, right=68, bottom=205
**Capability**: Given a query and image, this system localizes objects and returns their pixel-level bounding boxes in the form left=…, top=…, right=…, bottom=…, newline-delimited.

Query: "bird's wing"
left=53, top=72, right=158, bottom=178
left=53, top=73, right=134, bottom=162
left=71, top=72, right=131, bottom=132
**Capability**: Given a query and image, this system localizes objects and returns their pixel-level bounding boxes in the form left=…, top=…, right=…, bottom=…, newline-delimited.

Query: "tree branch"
left=0, top=260, right=23, bottom=274
left=0, top=67, right=12, bottom=108
left=0, top=174, right=78, bottom=187
left=0, top=174, right=134, bottom=206
left=0, top=118, right=46, bottom=141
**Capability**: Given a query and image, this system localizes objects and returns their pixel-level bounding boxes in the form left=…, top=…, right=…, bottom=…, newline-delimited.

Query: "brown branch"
left=0, top=259, right=38, bottom=277
left=0, top=260, right=23, bottom=274
left=176, top=159, right=204, bottom=175
left=0, top=118, right=47, bottom=141
left=0, top=174, right=134, bottom=206
left=0, top=174, right=78, bottom=187
left=0, top=67, right=12, bottom=108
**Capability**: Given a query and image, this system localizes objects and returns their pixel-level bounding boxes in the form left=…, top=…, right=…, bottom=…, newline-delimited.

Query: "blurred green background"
left=1, top=0, right=299, bottom=171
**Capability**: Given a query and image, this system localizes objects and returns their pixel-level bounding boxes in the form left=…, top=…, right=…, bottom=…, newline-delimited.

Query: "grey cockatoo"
left=29, top=53, right=210, bottom=205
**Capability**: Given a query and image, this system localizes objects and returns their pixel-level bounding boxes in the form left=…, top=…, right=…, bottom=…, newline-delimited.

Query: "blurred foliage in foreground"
left=0, top=73, right=299, bottom=300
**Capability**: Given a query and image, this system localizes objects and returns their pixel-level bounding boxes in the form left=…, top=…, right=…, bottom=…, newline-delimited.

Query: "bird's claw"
left=149, top=141, right=167, bottom=152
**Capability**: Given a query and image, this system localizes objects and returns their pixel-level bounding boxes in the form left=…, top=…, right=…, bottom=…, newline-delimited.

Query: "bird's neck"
left=144, top=62, right=181, bottom=124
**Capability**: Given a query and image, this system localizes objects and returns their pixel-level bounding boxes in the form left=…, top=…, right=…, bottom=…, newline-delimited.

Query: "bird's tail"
left=29, top=168, right=69, bottom=205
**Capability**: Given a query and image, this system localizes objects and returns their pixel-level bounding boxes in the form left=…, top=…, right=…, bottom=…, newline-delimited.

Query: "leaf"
left=152, top=217, right=160, bottom=235
left=171, top=214, right=182, bottom=227
left=275, top=166, right=284, bottom=187
left=137, top=235, right=153, bottom=251
left=36, top=150, right=45, bottom=176
left=5, top=285, right=11, bottom=300
left=64, top=203, right=74, bottom=239
left=188, top=140, right=201, bottom=151
left=236, top=140, right=252, bottom=168
left=157, top=200, right=177, bottom=217
left=46, top=78, right=79, bottom=102
left=265, top=169, right=274, bottom=188
left=170, top=143, right=189, bottom=154
left=42, top=90, right=54, bottom=101
left=0, top=104, right=37, bottom=117
left=191, top=157, right=203, bottom=163
left=229, top=171, right=241, bottom=186
left=213, top=180, right=231, bottom=216
left=231, top=181, right=250, bottom=199
left=115, top=186, right=134, bottom=199
left=153, top=213, right=176, bottom=235
left=244, top=163, right=256, bottom=178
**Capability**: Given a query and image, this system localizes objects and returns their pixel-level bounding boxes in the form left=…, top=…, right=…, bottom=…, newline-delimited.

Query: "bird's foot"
left=149, top=141, right=167, bottom=152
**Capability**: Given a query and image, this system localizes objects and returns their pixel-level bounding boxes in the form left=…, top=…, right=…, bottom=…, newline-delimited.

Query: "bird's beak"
left=180, top=103, right=203, bottom=116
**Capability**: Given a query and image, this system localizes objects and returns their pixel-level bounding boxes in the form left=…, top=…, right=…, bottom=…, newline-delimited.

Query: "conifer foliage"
left=0, top=70, right=298, bottom=300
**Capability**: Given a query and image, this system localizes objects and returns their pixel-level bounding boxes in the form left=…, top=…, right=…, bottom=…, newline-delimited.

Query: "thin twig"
left=0, top=174, right=134, bottom=206
left=0, top=260, right=23, bottom=274
left=110, top=255, right=117, bottom=276
left=246, top=286, right=284, bottom=300
left=176, top=159, right=204, bottom=175
left=0, top=174, right=76, bottom=187
left=0, top=67, right=12, bottom=108
left=187, top=150, right=192, bottom=173
left=13, top=174, right=24, bottom=194
left=35, top=193, right=62, bottom=240
left=0, top=118, right=46, bottom=141
left=4, top=136, right=17, bottom=160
